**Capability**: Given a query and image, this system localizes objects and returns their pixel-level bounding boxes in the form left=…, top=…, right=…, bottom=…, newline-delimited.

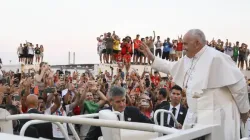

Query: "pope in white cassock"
left=139, top=29, right=249, bottom=140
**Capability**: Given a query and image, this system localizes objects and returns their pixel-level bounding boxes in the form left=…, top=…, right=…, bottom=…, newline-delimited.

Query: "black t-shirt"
left=145, top=78, right=150, bottom=88
left=104, top=37, right=114, bottom=49
left=35, top=48, right=41, bottom=54
left=23, top=47, right=28, bottom=55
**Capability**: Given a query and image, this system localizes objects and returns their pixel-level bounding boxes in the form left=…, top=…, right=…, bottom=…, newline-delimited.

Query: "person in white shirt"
left=17, top=44, right=23, bottom=63
left=28, top=43, right=34, bottom=65
left=97, top=37, right=105, bottom=63
left=155, top=36, right=162, bottom=58
left=44, top=89, right=64, bottom=140
left=224, top=42, right=234, bottom=58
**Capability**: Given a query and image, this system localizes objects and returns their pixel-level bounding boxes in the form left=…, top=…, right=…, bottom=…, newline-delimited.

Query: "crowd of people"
left=97, top=31, right=249, bottom=70
left=0, top=29, right=249, bottom=140
left=0, top=60, right=189, bottom=140
left=17, top=41, right=44, bottom=65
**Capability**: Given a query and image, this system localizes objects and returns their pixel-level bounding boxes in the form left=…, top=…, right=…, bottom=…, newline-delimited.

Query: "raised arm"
left=152, top=31, right=156, bottom=41
left=138, top=42, right=176, bottom=74
left=49, top=90, right=61, bottom=114
left=34, top=66, right=47, bottom=82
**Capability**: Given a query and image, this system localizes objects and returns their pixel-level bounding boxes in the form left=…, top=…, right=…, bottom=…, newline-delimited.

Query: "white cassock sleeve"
left=228, top=78, right=250, bottom=113
left=151, top=57, right=177, bottom=74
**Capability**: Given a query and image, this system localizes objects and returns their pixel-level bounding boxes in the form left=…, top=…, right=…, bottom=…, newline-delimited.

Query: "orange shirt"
left=176, top=42, right=183, bottom=51
left=34, top=86, right=39, bottom=95
left=151, top=75, right=160, bottom=86
left=133, top=39, right=141, bottom=49
left=116, top=53, right=123, bottom=62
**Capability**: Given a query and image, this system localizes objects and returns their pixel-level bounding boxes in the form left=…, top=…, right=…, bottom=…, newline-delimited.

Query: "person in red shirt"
left=116, top=51, right=124, bottom=69
left=120, top=39, right=127, bottom=55
left=176, top=35, right=183, bottom=60
left=123, top=52, right=131, bottom=74
left=150, top=71, right=161, bottom=87
left=121, top=37, right=133, bottom=56
left=133, top=34, right=141, bottom=64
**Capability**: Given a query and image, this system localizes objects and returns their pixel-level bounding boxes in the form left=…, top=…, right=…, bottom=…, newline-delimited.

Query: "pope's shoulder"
left=206, top=46, right=232, bottom=60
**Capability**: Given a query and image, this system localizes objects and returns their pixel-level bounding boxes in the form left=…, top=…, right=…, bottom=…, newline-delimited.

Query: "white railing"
left=153, top=109, right=180, bottom=137
left=1, top=109, right=247, bottom=140
left=72, top=111, right=122, bottom=119
left=240, top=138, right=249, bottom=140
left=8, top=111, right=123, bottom=140
left=2, top=114, right=179, bottom=135
left=19, top=120, right=71, bottom=140
left=17, top=112, right=122, bottom=140
left=153, top=109, right=179, bottom=126
left=152, top=124, right=220, bottom=140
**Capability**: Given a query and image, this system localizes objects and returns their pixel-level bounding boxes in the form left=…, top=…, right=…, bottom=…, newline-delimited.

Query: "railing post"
left=0, top=109, right=13, bottom=134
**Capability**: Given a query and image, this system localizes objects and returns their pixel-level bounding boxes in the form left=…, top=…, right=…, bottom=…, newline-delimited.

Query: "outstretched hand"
left=138, top=42, right=155, bottom=62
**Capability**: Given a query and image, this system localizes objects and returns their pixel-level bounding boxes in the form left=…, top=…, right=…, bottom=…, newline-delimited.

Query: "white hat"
left=62, top=89, right=68, bottom=97
left=62, top=89, right=75, bottom=98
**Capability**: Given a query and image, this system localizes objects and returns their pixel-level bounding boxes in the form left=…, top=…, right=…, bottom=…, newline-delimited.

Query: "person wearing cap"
left=61, top=83, right=80, bottom=115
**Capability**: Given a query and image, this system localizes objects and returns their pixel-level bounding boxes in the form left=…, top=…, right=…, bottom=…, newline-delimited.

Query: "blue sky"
left=0, top=0, right=249, bottom=65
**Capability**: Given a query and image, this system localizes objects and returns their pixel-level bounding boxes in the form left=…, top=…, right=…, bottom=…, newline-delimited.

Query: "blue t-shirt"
left=163, top=42, right=171, bottom=52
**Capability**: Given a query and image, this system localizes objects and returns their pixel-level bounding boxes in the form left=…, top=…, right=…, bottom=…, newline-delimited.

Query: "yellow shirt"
left=113, top=40, right=120, bottom=50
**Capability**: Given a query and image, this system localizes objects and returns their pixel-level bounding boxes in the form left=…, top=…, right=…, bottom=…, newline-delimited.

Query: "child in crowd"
left=123, top=52, right=131, bottom=75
